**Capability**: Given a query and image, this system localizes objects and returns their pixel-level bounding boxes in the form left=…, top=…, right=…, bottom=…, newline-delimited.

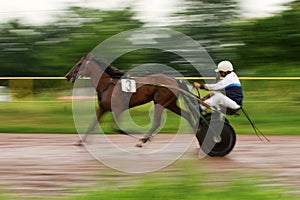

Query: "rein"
left=143, top=83, right=217, bottom=112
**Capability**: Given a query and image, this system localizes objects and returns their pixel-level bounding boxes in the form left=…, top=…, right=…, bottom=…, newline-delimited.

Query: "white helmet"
left=215, top=60, right=234, bottom=72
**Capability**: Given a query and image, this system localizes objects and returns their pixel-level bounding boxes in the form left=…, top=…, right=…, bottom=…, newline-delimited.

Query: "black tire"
left=196, top=120, right=236, bottom=157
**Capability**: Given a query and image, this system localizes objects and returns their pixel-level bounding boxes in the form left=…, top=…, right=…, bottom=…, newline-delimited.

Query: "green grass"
left=227, top=102, right=300, bottom=135
left=5, top=160, right=297, bottom=200
left=0, top=79, right=299, bottom=134
left=0, top=101, right=76, bottom=133
left=67, top=177, right=297, bottom=200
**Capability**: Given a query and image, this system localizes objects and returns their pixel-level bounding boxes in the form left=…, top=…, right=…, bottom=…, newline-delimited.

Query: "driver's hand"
left=193, top=82, right=201, bottom=88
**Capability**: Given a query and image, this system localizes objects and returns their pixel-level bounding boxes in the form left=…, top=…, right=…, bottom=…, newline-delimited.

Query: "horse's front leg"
left=136, top=104, right=164, bottom=147
left=77, top=107, right=105, bottom=145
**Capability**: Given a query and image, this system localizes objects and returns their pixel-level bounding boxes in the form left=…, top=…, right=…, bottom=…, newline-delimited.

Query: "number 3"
left=125, top=80, right=132, bottom=92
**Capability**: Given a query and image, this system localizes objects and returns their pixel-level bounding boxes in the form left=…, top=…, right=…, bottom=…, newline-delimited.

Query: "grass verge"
left=0, top=79, right=299, bottom=134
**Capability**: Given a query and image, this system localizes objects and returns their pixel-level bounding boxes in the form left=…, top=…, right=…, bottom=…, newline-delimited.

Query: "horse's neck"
left=89, top=68, right=113, bottom=89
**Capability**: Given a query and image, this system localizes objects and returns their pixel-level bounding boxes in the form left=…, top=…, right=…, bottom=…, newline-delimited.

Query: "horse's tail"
left=176, top=79, right=200, bottom=121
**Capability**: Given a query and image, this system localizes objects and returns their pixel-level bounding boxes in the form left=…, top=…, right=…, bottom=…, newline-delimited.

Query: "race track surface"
left=0, top=133, right=299, bottom=197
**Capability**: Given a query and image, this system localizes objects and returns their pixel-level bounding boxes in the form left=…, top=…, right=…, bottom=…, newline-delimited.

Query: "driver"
left=193, top=60, right=243, bottom=112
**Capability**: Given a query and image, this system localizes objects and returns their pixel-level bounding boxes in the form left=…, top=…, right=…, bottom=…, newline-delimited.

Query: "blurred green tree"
left=169, top=0, right=300, bottom=76
left=1, top=1, right=299, bottom=77
left=233, top=0, right=300, bottom=76
left=173, top=0, right=240, bottom=65
left=0, top=7, right=142, bottom=76
left=0, top=20, right=40, bottom=76
left=116, top=0, right=240, bottom=77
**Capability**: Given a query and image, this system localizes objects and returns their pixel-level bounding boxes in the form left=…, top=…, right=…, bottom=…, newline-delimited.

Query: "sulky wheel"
left=196, top=119, right=236, bottom=157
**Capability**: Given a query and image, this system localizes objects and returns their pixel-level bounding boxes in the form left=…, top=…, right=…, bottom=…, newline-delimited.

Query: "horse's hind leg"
left=167, top=101, right=196, bottom=130
left=136, top=104, right=165, bottom=147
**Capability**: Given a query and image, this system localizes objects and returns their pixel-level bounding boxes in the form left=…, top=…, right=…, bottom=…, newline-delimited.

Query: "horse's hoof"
left=139, top=138, right=147, bottom=143
left=140, top=137, right=151, bottom=143
left=74, top=140, right=84, bottom=146
left=135, top=143, right=143, bottom=148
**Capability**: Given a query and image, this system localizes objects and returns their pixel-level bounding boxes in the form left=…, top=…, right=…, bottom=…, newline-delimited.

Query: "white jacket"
left=204, top=72, right=241, bottom=90
left=204, top=72, right=243, bottom=105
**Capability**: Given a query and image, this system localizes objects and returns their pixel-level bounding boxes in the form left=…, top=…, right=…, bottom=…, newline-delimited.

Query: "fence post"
left=9, top=79, right=33, bottom=99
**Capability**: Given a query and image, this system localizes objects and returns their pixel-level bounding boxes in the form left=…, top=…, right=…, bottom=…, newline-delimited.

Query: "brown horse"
left=66, top=54, right=196, bottom=147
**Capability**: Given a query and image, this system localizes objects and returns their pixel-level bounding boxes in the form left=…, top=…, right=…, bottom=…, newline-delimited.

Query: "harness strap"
left=241, top=107, right=270, bottom=142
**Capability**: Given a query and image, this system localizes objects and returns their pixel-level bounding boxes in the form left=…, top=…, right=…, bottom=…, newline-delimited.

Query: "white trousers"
left=202, top=92, right=240, bottom=110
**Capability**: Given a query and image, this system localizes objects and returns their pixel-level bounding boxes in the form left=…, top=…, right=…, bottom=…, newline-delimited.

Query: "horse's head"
left=65, top=53, right=91, bottom=83
left=66, top=53, right=125, bottom=83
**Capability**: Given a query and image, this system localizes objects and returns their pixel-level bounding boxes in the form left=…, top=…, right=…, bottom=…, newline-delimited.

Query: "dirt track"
left=0, top=133, right=300, bottom=197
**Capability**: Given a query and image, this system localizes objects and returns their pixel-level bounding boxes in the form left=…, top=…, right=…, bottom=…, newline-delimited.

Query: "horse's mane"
left=92, top=58, right=125, bottom=78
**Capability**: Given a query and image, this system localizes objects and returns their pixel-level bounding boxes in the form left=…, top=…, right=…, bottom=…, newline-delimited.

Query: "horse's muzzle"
left=65, top=75, right=75, bottom=83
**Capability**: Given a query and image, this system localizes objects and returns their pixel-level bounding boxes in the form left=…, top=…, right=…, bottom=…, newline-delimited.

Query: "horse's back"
left=134, top=73, right=177, bottom=86
left=125, top=73, right=179, bottom=106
